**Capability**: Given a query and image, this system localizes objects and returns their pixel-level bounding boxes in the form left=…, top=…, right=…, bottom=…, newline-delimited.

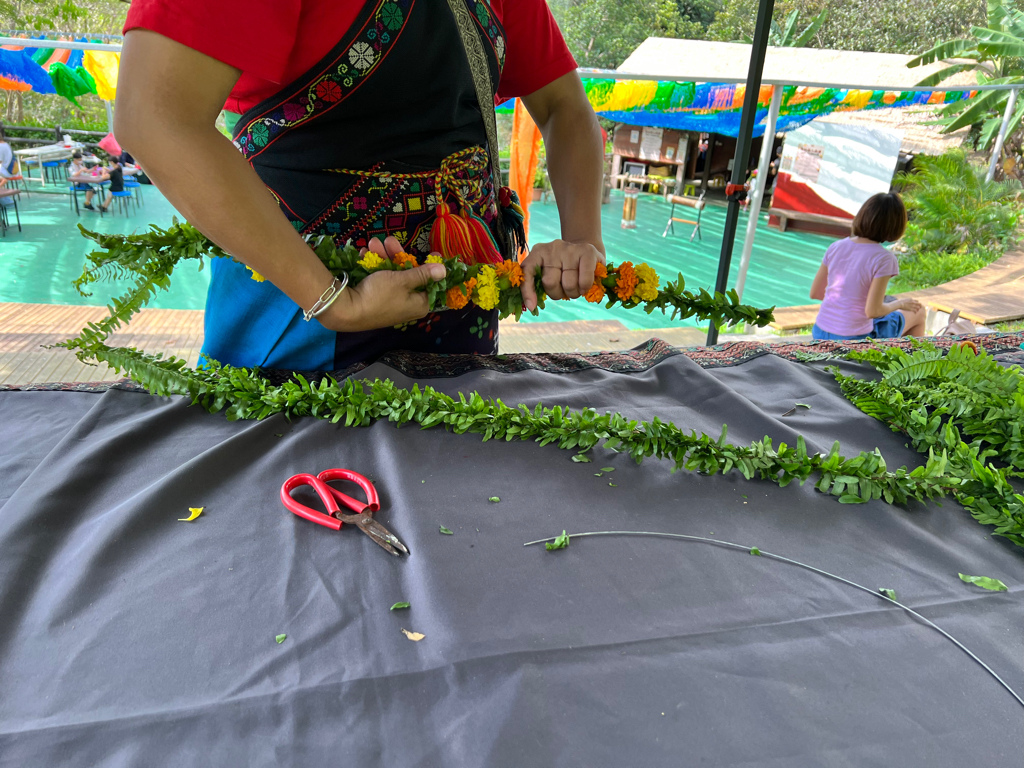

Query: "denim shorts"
left=812, top=309, right=905, bottom=341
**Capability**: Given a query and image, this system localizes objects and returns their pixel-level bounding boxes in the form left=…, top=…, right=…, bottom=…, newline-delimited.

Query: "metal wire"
left=523, top=530, right=1024, bottom=709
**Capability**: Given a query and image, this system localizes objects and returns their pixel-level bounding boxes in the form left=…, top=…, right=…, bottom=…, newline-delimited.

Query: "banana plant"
left=909, top=0, right=1024, bottom=149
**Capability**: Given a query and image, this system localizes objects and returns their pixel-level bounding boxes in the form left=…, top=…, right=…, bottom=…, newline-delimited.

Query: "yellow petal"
left=178, top=506, right=204, bottom=522
left=401, top=628, right=425, bottom=642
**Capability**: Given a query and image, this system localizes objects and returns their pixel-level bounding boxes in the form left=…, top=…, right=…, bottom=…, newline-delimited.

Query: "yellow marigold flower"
left=634, top=262, right=660, bottom=302
left=446, top=277, right=476, bottom=310
left=473, top=265, right=500, bottom=310
left=495, top=259, right=524, bottom=287
left=246, top=266, right=265, bottom=282
left=358, top=251, right=386, bottom=270
left=426, top=253, right=445, bottom=264
left=613, top=261, right=638, bottom=301
left=392, top=251, right=418, bottom=269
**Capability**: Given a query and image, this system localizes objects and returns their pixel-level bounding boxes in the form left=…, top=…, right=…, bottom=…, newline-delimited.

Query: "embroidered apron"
left=203, top=0, right=510, bottom=371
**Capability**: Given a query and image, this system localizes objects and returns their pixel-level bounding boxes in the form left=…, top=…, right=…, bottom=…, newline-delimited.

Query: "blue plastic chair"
left=41, top=159, right=67, bottom=184
left=123, top=178, right=143, bottom=206
left=108, top=189, right=136, bottom=216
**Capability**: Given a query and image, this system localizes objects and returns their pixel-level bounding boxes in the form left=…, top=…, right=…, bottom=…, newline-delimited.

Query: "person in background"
left=809, top=192, right=926, bottom=340
left=83, top=155, right=124, bottom=212
left=0, top=127, right=14, bottom=178
left=69, top=150, right=97, bottom=196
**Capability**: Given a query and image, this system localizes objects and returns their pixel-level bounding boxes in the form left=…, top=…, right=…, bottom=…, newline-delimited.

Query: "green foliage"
left=737, top=8, right=829, bottom=48
left=836, top=341, right=1024, bottom=546
left=549, top=0, right=701, bottom=69
left=710, top=0, right=984, bottom=55
left=908, top=2, right=1024, bottom=148
left=897, top=150, right=1022, bottom=254
left=888, top=246, right=998, bottom=293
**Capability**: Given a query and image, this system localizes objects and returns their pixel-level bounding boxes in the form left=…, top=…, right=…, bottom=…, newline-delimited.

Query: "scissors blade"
left=358, top=518, right=410, bottom=556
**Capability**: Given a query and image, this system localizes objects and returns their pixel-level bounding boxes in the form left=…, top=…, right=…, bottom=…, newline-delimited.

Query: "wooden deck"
left=769, top=246, right=1024, bottom=331
left=0, top=302, right=706, bottom=386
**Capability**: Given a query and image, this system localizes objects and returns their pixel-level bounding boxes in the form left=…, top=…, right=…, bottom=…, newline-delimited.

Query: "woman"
left=809, top=192, right=925, bottom=341
left=117, top=0, right=605, bottom=371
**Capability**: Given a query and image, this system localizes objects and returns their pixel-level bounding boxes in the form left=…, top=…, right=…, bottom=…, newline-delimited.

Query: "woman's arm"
left=809, top=264, right=828, bottom=300
left=518, top=71, right=605, bottom=311
left=864, top=276, right=923, bottom=318
left=116, top=30, right=444, bottom=332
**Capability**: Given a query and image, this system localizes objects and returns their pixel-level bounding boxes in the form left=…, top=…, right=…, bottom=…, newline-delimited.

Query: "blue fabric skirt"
left=812, top=309, right=905, bottom=341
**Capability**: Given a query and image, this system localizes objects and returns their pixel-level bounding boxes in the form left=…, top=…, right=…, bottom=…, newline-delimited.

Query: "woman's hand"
left=897, top=297, right=923, bottom=314
left=519, top=239, right=604, bottom=311
left=318, top=236, right=446, bottom=332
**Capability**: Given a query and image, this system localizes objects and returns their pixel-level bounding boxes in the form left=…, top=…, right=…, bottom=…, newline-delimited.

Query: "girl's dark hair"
left=852, top=192, right=907, bottom=243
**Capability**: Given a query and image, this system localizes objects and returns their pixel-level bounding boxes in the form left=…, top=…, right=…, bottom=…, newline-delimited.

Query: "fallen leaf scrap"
left=571, top=454, right=591, bottom=463
left=879, top=588, right=897, bottom=600
left=546, top=531, right=570, bottom=551
left=178, top=507, right=204, bottom=522
left=275, top=634, right=287, bottom=644
left=959, top=573, right=1008, bottom=592
left=489, top=496, right=500, bottom=503
left=439, top=525, right=454, bottom=535
left=390, top=602, right=411, bottom=611
left=401, top=629, right=425, bottom=642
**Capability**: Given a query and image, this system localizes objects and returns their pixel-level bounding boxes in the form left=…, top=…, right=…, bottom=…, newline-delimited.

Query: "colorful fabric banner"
left=580, top=78, right=976, bottom=137
left=82, top=50, right=119, bottom=101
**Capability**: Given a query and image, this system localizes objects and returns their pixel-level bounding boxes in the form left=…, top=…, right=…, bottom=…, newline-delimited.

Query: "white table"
left=13, top=141, right=86, bottom=187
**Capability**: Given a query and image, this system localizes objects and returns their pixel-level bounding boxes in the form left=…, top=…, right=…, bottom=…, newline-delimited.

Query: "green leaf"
left=571, top=454, right=591, bottom=463
left=879, top=588, right=897, bottom=600
left=838, top=494, right=866, bottom=504
left=600, top=467, right=615, bottom=472
left=958, top=573, right=1008, bottom=591
left=594, top=473, right=603, bottom=477
left=275, top=634, right=287, bottom=644
left=390, top=602, right=411, bottom=611
left=795, top=403, right=811, bottom=409
left=439, top=525, right=454, bottom=535
left=489, top=496, right=500, bottom=503
left=546, top=530, right=570, bottom=551
left=608, top=482, right=618, bottom=487
left=749, top=546, right=761, bottom=556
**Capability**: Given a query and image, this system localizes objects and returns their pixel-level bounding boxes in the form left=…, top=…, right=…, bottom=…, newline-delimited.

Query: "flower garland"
left=58, top=221, right=1024, bottom=548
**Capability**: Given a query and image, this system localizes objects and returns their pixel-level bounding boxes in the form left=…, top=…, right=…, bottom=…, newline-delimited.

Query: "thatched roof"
left=615, top=39, right=978, bottom=92
left=816, top=106, right=967, bottom=155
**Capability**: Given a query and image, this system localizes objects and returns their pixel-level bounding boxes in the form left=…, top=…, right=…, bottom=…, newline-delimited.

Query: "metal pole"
left=706, top=0, right=776, bottom=346
left=735, top=84, right=783, bottom=302
left=104, top=100, right=114, bottom=134
left=987, top=87, right=1018, bottom=182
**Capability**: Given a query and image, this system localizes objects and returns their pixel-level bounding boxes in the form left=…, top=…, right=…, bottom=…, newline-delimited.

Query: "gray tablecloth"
left=1, top=346, right=1021, bottom=767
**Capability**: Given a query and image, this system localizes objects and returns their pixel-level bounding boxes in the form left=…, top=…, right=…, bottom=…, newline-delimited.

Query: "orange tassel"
left=430, top=199, right=476, bottom=264
left=460, top=206, right=503, bottom=265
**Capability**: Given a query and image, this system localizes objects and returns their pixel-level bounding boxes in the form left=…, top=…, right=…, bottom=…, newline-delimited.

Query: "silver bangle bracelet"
left=302, top=271, right=350, bottom=322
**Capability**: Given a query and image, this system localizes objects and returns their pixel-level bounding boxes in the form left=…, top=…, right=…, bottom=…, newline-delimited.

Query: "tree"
left=0, top=0, right=128, bottom=129
left=708, top=0, right=986, bottom=55
left=550, top=0, right=702, bottom=69
left=909, top=1, right=1024, bottom=151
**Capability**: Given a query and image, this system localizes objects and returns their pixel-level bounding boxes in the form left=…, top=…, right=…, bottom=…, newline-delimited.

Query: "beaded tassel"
left=498, top=186, right=527, bottom=256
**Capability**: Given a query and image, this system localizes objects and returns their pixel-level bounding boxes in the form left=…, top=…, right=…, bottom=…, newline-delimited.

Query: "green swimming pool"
left=0, top=186, right=833, bottom=329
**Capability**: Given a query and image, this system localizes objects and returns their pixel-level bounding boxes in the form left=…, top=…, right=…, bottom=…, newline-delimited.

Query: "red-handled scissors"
left=280, top=469, right=409, bottom=556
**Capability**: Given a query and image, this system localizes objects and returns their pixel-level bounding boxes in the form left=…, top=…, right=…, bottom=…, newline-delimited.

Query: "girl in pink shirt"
left=809, top=193, right=925, bottom=340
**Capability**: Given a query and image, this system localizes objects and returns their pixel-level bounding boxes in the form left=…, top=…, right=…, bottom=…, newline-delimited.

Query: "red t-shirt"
left=124, top=0, right=576, bottom=114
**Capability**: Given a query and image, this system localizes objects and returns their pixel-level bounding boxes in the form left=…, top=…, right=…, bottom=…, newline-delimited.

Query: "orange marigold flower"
left=613, top=261, right=638, bottom=301
left=495, top=259, right=524, bottom=287
left=584, top=282, right=606, bottom=303
left=446, top=278, right=476, bottom=310
left=392, top=251, right=418, bottom=269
